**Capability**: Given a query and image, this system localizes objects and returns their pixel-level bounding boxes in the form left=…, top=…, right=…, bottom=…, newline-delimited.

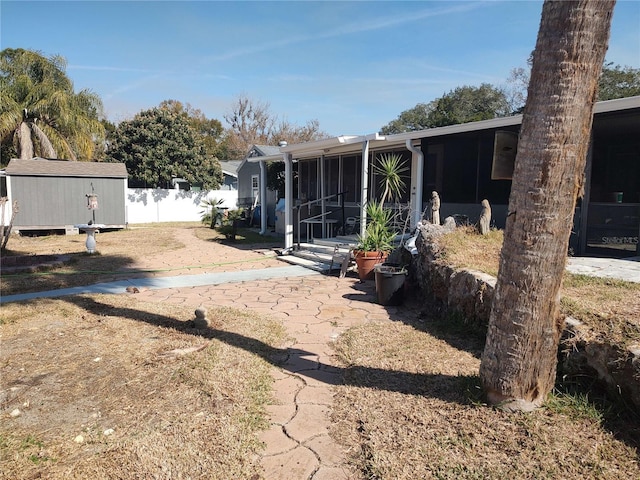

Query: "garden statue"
left=478, top=199, right=491, bottom=235
left=430, top=191, right=441, bottom=225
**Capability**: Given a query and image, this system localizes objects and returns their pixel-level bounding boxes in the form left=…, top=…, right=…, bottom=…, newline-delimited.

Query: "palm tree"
left=479, top=0, right=615, bottom=412
left=0, top=48, right=105, bottom=163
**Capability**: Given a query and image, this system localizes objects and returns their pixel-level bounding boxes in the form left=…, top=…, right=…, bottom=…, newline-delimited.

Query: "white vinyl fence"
left=125, top=188, right=238, bottom=224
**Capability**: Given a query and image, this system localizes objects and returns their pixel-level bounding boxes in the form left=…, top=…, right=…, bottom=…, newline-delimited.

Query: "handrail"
left=295, top=191, right=347, bottom=249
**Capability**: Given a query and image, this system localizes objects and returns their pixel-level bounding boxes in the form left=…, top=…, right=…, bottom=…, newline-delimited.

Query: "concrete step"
left=313, top=236, right=358, bottom=248
left=277, top=254, right=331, bottom=272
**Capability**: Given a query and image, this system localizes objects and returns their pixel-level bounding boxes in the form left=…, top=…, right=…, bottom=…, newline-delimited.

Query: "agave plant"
left=356, top=200, right=395, bottom=253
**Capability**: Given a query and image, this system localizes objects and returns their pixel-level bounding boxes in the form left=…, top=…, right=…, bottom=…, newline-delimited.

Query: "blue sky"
left=2, top=0, right=639, bottom=136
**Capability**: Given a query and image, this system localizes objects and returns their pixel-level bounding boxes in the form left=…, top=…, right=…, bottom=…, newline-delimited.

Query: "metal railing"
left=294, top=191, right=347, bottom=249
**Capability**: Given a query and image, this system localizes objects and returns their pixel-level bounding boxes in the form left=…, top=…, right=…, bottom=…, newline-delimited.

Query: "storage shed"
left=3, top=158, right=128, bottom=232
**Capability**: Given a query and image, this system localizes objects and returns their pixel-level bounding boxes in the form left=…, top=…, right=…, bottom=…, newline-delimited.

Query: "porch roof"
left=247, top=95, right=640, bottom=162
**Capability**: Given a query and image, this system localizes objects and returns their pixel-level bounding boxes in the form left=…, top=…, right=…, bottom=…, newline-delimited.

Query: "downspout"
left=475, top=134, right=481, bottom=204
left=360, top=140, right=370, bottom=238
left=259, top=160, right=268, bottom=235
left=406, top=139, right=424, bottom=228
left=284, top=153, right=294, bottom=250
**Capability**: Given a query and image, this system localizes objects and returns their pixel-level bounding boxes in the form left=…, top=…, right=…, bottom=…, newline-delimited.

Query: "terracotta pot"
left=353, top=250, right=388, bottom=281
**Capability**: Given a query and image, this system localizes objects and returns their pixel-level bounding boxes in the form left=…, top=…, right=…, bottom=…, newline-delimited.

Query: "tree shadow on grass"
left=0, top=253, right=141, bottom=298
left=63, top=295, right=482, bottom=407
left=344, top=280, right=486, bottom=359
left=341, top=281, right=640, bottom=453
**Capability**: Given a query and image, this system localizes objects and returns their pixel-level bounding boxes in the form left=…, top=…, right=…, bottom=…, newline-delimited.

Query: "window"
left=251, top=174, right=259, bottom=200
left=297, top=156, right=362, bottom=204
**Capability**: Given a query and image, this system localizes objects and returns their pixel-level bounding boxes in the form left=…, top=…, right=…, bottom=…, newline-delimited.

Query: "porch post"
left=406, top=139, right=424, bottom=228
left=320, top=154, right=326, bottom=238
left=259, top=160, right=268, bottom=235
left=284, top=153, right=294, bottom=250
left=578, top=135, right=594, bottom=256
left=360, top=140, right=370, bottom=238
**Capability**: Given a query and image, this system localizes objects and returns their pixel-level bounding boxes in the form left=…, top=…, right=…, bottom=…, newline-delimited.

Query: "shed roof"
left=5, top=158, right=128, bottom=178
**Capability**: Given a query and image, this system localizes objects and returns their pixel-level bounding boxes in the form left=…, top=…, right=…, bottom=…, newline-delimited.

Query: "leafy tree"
left=598, top=62, right=640, bottom=100
left=92, top=118, right=116, bottom=161
left=480, top=0, right=614, bottom=412
left=158, top=99, right=227, bottom=160
left=223, top=94, right=327, bottom=158
left=266, top=162, right=287, bottom=198
left=379, top=102, right=436, bottom=134
left=380, top=84, right=510, bottom=134
left=504, top=53, right=534, bottom=114
left=107, top=107, right=222, bottom=189
left=427, top=84, right=511, bottom=128
left=0, top=48, right=105, bottom=165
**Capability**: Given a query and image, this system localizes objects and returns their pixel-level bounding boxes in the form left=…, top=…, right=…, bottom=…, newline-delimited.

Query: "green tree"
left=504, top=58, right=639, bottom=111
left=428, top=84, right=511, bottom=127
left=158, top=99, right=227, bottom=160
left=0, top=48, right=105, bottom=165
left=107, top=107, right=222, bottom=189
left=380, top=84, right=510, bottom=134
left=598, top=62, right=640, bottom=100
left=379, top=102, right=436, bottom=134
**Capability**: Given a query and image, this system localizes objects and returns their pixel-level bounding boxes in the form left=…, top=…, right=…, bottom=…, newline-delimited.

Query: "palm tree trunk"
left=32, top=123, right=57, bottom=159
left=479, top=0, right=615, bottom=412
left=17, top=122, right=34, bottom=159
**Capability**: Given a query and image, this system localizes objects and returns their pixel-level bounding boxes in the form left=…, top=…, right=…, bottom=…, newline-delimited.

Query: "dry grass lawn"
left=1, top=222, right=281, bottom=297
left=330, top=313, right=640, bottom=479
left=1, top=296, right=286, bottom=480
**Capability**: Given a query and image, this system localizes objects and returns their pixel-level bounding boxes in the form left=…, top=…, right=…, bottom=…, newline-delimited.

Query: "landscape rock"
left=194, top=307, right=209, bottom=329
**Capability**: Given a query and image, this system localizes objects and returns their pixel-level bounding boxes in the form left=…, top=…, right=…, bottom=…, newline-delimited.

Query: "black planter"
left=374, top=263, right=407, bottom=306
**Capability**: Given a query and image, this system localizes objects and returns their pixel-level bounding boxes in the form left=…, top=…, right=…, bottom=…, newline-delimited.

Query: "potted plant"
left=353, top=200, right=395, bottom=281
left=373, top=152, right=408, bottom=205
left=353, top=153, right=408, bottom=281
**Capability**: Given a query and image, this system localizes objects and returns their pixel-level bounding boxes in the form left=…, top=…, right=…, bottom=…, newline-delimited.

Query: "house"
left=256, top=96, right=639, bottom=258
left=237, top=145, right=282, bottom=232
left=2, top=158, right=128, bottom=232
left=218, top=160, right=241, bottom=191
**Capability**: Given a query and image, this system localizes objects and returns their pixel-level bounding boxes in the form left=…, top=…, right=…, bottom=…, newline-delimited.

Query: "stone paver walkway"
left=133, top=272, right=399, bottom=479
